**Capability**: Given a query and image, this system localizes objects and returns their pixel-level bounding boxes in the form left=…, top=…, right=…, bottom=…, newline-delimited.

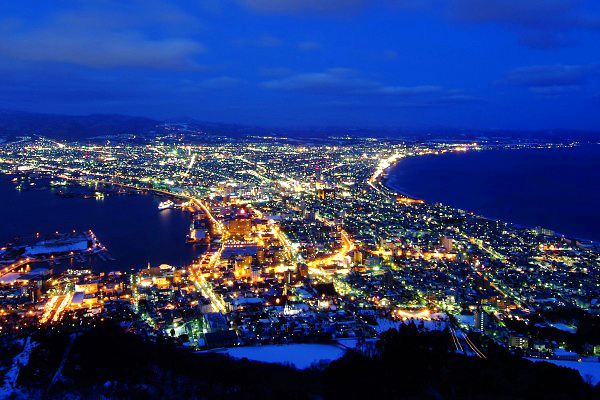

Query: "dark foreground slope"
left=10, top=322, right=600, bottom=399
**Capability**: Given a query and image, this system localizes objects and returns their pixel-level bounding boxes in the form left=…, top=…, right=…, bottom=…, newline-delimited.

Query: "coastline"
left=376, top=145, right=600, bottom=245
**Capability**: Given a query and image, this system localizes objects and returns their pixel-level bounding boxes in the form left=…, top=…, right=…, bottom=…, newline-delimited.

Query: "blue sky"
left=1, top=0, right=599, bottom=130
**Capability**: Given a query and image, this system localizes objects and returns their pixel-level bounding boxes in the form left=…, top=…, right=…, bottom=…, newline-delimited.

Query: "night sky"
left=1, top=0, right=599, bottom=130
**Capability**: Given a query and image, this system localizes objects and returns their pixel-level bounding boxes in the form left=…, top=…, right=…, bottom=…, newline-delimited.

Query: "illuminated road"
left=40, top=295, right=60, bottom=324
left=307, top=226, right=355, bottom=269
left=183, top=153, right=197, bottom=177
left=449, top=324, right=464, bottom=353
left=367, top=153, right=404, bottom=191
left=40, top=292, right=74, bottom=324
left=192, top=199, right=225, bottom=236
left=187, top=195, right=227, bottom=314
left=189, top=247, right=227, bottom=313
left=0, top=258, right=35, bottom=278
left=252, top=207, right=299, bottom=263
left=448, top=316, right=486, bottom=359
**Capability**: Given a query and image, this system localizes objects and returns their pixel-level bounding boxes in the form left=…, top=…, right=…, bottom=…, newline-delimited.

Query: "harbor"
left=0, top=176, right=204, bottom=273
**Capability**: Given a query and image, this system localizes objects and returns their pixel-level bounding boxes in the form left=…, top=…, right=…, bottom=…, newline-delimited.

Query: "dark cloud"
left=501, top=64, right=600, bottom=99
left=504, top=64, right=599, bottom=87
left=0, top=2, right=203, bottom=69
left=262, top=68, right=444, bottom=96
left=261, top=68, right=479, bottom=109
left=0, top=32, right=203, bottom=69
left=238, top=0, right=435, bottom=14
left=262, top=68, right=373, bottom=93
left=238, top=0, right=600, bottom=48
left=448, top=0, right=600, bottom=48
left=238, top=0, right=366, bottom=14
left=449, top=0, right=584, bottom=28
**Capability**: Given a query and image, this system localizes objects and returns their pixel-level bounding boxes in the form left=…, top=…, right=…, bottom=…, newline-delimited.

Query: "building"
left=234, top=256, right=252, bottom=278
left=441, top=236, right=454, bottom=252
left=297, top=263, right=309, bottom=278
left=535, top=226, right=554, bottom=236
left=509, top=335, right=529, bottom=350
left=204, top=312, right=228, bottom=332
left=474, top=307, right=488, bottom=333
left=227, top=218, right=252, bottom=237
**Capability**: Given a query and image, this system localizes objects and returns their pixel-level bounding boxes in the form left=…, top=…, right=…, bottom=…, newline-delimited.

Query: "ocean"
left=386, top=144, right=600, bottom=242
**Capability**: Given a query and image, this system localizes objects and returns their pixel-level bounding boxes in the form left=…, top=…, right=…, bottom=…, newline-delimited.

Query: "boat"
left=158, top=200, right=174, bottom=210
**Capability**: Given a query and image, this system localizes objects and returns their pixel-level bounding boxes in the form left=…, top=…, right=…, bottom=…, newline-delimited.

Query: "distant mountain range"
left=0, top=110, right=161, bottom=139
left=0, top=109, right=597, bottom=141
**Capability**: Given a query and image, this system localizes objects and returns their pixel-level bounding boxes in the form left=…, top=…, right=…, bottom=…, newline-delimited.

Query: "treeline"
left=14, top=321, right=600, bottom=399
left=326, top=323, right=598, bottom=399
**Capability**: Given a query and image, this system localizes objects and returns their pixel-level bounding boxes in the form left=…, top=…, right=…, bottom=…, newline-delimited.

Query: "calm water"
left=387, top=144, right=600, bottom=241
left=0, top=177, right=204, bottom=272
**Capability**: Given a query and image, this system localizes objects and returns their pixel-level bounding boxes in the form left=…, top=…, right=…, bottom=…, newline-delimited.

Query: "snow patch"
left=219, top=344, right=345, bottom=369
left=529, top=358, right=600, bottom=385
left=1, top=337, right=36, bottom=398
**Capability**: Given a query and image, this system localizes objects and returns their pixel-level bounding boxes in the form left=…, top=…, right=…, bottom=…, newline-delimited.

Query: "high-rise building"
left=441, top=236, right=454, bottom=252
left=509, top=335, right=529, bottom=350
left=474, top=307, right=488, bottom=333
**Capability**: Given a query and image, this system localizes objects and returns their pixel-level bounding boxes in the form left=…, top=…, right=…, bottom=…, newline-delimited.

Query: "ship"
left=158, top=200, right=174, bottom=210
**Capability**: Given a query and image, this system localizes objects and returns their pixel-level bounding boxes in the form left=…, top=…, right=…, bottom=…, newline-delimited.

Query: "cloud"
left=239, top=0, right=600, bottom=48
left=238, top=0, right=366, bottom=14
left=449, top=0, right=582, bottom=27
left=262, top=68, right=370, bottom=93
left=0, top=31, right=203, bottom=69
left=502, top=64, right=600, bottom=98
left=238, top=0, right=433, bottom=14
left=261, top=68, right=484, bottom=110
left=504, top=64, right=599, bottom=87
left=262, top=68, right=448, bottom=97
left=449, top=0, right=600, bottom=48
left=0, top=3, right=203, bottom=69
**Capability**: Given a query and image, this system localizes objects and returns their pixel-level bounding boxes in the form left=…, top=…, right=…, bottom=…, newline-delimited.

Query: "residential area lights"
left=0, top=133, right=597, bottom=362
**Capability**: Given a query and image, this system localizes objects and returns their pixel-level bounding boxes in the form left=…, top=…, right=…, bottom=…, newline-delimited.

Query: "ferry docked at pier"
left=158, top=200, right=174, bottom=210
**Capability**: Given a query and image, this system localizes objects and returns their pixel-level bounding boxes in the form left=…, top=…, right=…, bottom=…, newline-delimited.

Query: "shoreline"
left=375, top=145, right=600, bottom=245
